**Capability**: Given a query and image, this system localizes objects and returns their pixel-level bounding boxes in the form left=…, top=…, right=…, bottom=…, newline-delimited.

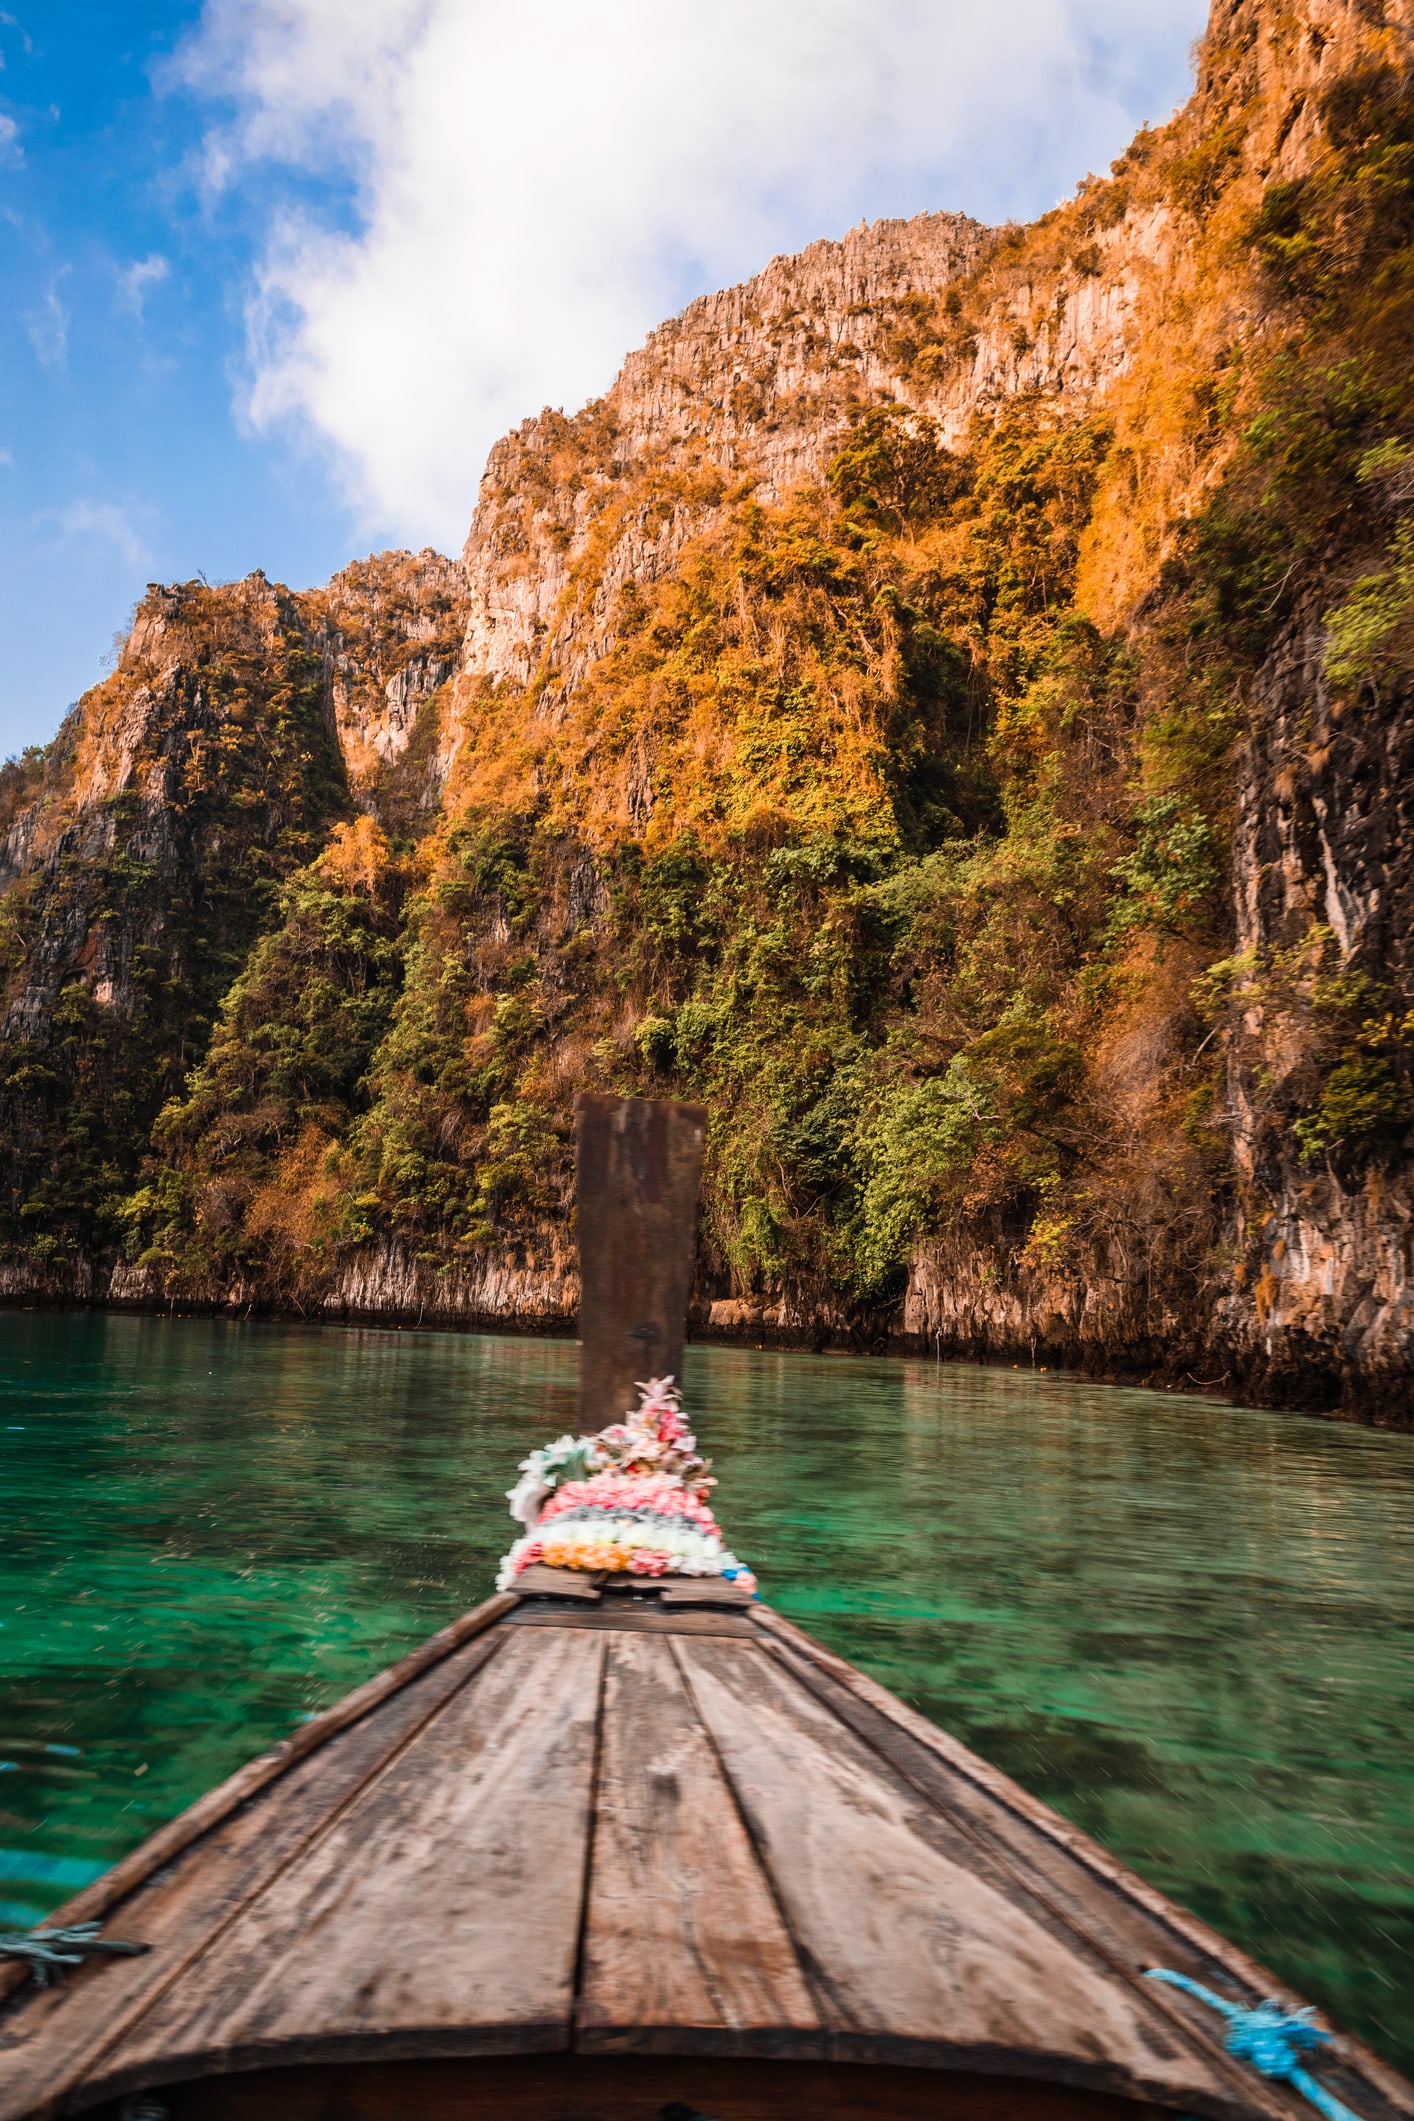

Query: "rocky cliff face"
left=451, top=0, right=1405, bottom=743
left=457, top=215, right=990, bottom=704
left=1221, top=597, right=1414, bottom=1411
left=447, top=198, right=1173, bottom=791
left=3, top=0, right=1413, bottom=1424
left=316, top=549, right=466, bottom=804
left=0, top=559, right=465, bottom=1261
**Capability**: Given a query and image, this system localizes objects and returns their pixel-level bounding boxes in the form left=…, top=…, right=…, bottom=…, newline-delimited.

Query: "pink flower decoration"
left=499, top=1376, right=753, bottom=1594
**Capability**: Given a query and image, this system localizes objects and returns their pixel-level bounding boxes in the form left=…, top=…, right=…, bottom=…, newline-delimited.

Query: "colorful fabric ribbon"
left=497, top=1376, right=756, bottom=1592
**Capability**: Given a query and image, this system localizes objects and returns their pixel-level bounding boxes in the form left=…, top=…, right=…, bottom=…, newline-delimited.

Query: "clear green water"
left=2, top=1312, right=1412, bottom=2070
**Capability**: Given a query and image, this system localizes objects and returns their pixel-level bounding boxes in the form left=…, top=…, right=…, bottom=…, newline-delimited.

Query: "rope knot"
left=1146, top=1970, right=1362, bottom=2121
left=0, top=1922, right=149, bottom=1987
left=1225, top=1997, right=1330, bottom=2075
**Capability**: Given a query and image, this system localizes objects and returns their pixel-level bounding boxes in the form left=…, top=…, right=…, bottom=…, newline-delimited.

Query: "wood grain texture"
left=512, top=1565, right=602, bottom=1600
left=76, top=1627, right=606, bottom=2109
left=657, top=1579, right=757, bottom=1608
left=754, top=1633, right=1331, bottom=2121
left=139, top=2053, right=1175, bottom=2120
left=675, top=1636, right=1258, bottom=2114
left=0, top=1593, right=516, bottom=2020
left=505, top=1604, right=754, bottom=1637
left=574, top=1093, right=705, bottom=1430
left=0, top=1626, right=511, bottom=2121
left=752, top=1606, right=1305, bottom=1978
left=577, top=1632, right=819, bottom=2055
left=6, top=1587, right=1395, bottom=2121
left=754, top=1609, right=1406, bottom=2121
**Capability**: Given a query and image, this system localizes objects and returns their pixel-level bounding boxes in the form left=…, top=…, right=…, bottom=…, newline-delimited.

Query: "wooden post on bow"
left=574, top=1093, right=707, bottom=1431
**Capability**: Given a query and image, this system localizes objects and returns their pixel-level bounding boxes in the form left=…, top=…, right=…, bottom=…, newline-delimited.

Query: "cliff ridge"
left=3, top=0, right=1414, bottom=1422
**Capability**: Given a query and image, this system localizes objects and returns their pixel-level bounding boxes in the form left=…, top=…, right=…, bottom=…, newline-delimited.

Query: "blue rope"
left=1147, top=1970, right=1365, bottom=2121
left=0, top=1921, right=149, bottom=1987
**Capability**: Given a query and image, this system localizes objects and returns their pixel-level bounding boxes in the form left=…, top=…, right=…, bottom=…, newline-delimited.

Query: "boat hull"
left=4, top=1589, right=1410, bottom=2121
left=83, top=2053, right=1172, bottom=2118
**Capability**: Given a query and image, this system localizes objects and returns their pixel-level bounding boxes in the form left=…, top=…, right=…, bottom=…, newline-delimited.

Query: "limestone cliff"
left=0, top=558, right=465, bottom=1265
left=2, top=0, right=1413, bottom=1424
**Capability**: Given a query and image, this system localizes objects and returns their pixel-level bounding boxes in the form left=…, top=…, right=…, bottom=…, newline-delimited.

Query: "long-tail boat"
left=2, top=1096, right=1410, bottom=2121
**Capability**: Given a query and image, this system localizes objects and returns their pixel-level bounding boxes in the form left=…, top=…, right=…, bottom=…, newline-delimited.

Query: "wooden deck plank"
left=577, top=1632, right=820, bottom=2056
left=0, top=1591, right=515, bottom=2027
left=755, top=1608, right=1305, bottom=1986
left=675, top=1635, right=1265, bottom=2113
left=657, top=1580, right=757, bottom=1608
left=760, top=1625, right=1247, bottom=1978
left=0, top=1625, right=510, bottom=2121
left=2, top=1583, right=1397, bottom=2121
left=505, top=1603, right=754, bottom=1636
left=755, top=1614, right=1407, bottom=2121
left=79, top=1626, right=606, bottom=2103
left=513, top=1566, right=602, bottom=1600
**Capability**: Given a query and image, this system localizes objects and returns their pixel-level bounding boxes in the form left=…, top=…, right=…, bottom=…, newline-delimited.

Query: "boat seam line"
left=757, top=1633, right=1294, bottom=2120
left=21, top=1627, right=511, bottom=2120
left=567, top=1629, right=610, bottom=2053
left=666, top=1633, right=833, bottom=2053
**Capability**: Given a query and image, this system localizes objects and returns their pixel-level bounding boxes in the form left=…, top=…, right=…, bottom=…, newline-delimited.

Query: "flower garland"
left=496, top=1375, right=757, bottom=1593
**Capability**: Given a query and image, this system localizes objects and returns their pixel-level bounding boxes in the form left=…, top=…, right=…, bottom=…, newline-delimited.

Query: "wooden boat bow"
left=2, top=1572, right=1411, bottom=2120
left=1, top=1098, right=1409, bottom=2121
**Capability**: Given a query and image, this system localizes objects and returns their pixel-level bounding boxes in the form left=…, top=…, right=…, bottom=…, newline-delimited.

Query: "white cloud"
left=44, top=500, right=152, bottom=573
left=116, top=252, right=170, bottom=316
left=24, top=275, right=66, bottom=367
left=0, top=113, right=19, bottom=158
left=178, top=0, right=1206, bottom=550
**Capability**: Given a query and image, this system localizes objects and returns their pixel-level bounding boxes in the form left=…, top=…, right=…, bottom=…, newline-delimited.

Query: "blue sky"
left=0, top=0, right=1208, bottom=760
left=1, top=1, right=361, bottom=756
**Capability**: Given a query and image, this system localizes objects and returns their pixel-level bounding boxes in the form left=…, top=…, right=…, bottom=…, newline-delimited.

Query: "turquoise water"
left=1, top=1311, right=1411, bottom=2068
